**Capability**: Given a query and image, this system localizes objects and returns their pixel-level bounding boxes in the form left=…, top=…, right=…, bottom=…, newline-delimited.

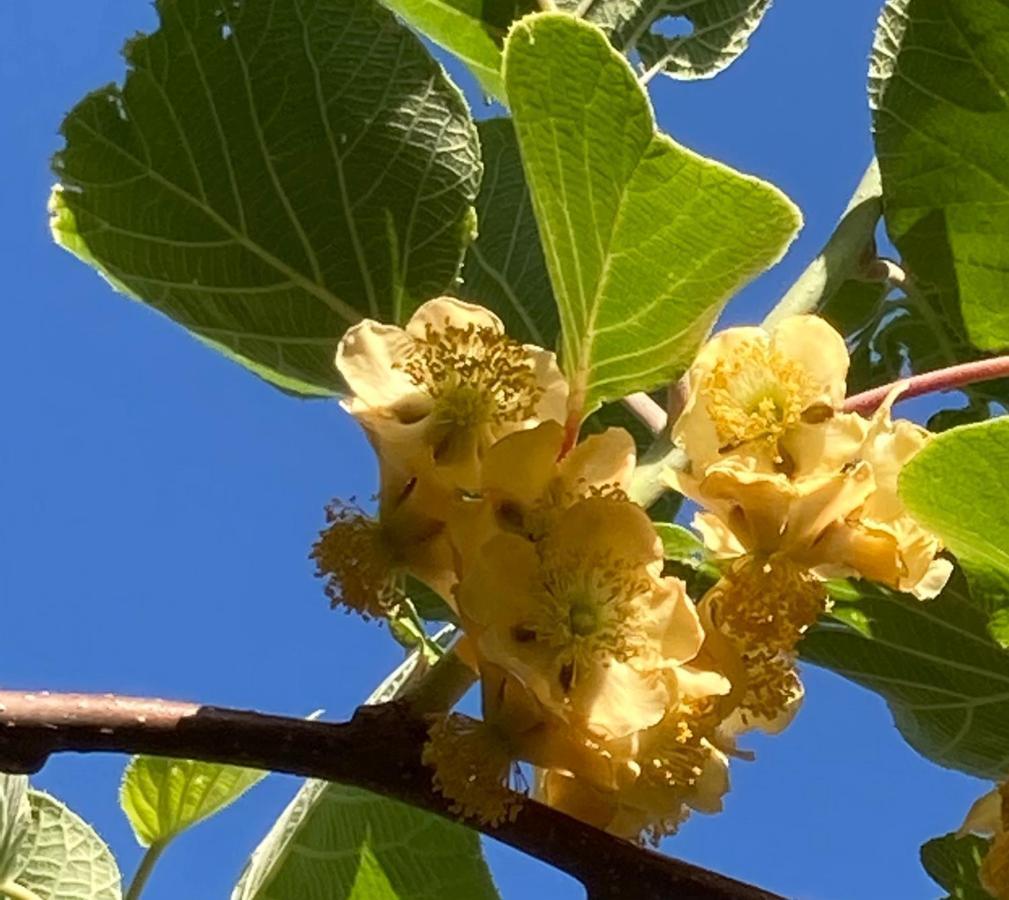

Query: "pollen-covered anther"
left=738, top=650, right=802, bottom=726
left=310, top=500, right=398, bottom=620
left=422, top=714, right=523, bottom=827
left=703, top=341, right=813, bottom=450
left=713, top=556, right=828, bottom=652
left=397, top=322, right=543, bottom=429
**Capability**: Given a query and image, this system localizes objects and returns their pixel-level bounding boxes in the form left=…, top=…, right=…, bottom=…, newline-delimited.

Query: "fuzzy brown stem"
left=843, top=356, right=1009, bottom=415
left=0, top=690, right=779, bottom=900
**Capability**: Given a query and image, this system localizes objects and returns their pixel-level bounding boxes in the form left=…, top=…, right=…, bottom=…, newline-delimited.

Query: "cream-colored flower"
left=423, top=662, right=627, bottom=825
left=311, top=466, right=455, bottom=619
left=535, top=698, right=731, bottom=844
left=687, top=407, right=951, bottom=600
left=336, top=297, right=567, bottom=491
left=960, top=783, right=1009, bottom=898
left=457, top=497, right=708, bottom=740
left=670, top=315, right=849, bottom=488
left=808, top=394, right=952, bottom=599
left=446, top=420, right=636, bottom=567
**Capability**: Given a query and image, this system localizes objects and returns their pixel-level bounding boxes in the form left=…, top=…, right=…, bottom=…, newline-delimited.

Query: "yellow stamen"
left=703, top=340, right=812, bottom=450
left=737, top=650, right=802, bottom=727
left=711, top=556, right=828, bottom=653
left=310, top=500, right=398, bottom=619
left=640, top=698, right=720, bottom=797
left=422, top=714, right=523, bottom=826
left=524, top=549, right=651, bottom=687
left=398, top=322, right=543, bottom=430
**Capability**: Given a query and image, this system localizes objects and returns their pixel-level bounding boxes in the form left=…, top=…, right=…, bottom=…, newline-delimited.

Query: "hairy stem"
left=764, top=159, right=882, bottom=328
left=844, top=356, right=1009, bottom=414
left=0, top=883, right=43, bottom=900
left=0, top=690, right=778, bottom=900
left=124, top=842, right=166, bottom=900
left=622, top=392, right=668, bottom=435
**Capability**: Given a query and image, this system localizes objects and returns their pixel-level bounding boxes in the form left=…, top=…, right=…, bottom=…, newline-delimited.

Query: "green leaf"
left=52, top=0, right=481, bottom=396
left=0, top=775, right=31, bottom=884
left=11, top=791, right=122, bottom=900
left=899, top=419, right=1009, bottom=645
left=120, top=756, right=266, bottom=848
left=406, top=576, right=459, bottom=623
left=921, top=833, right=991, bottom=900
left=655, top=522, right=705, bottom=566
left=561, top=0, right=774, bottom=81
left=377, top=0, right=533, bottom=98
left=801, top=574, right=1009, bottom=780
left=872, top=0, right=1009, bottom=355
left=232, top=783, right=499, bottom=900
left=503, top=13, right=800, bottom=414
left=458, top=119, right=558, bottom=348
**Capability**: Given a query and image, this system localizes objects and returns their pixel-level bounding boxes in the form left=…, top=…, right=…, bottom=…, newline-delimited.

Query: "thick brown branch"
left=0, top=690, right=779, bottom=900
left=843, top=356, right=1009, bottom=415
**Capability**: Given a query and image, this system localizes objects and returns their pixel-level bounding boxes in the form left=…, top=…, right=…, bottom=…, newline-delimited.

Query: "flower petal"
left=560, top=428, right=636, bottom=495
left=405, top=296, right=504, bottom=338
left=771, top=315, right=849, bottom=405
left=336, top=320, right=419, bottom=408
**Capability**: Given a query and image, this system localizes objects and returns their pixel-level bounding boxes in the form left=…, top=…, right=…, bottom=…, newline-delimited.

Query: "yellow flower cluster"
left=664, top=315, right=952, bottom=733
left=960, top=783, right=1009, bottom=898
left=313, top=299, right=951, bottom=844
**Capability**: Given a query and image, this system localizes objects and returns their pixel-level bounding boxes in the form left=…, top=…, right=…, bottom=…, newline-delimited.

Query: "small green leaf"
left=899, top=419, right=1009, bottom=645
left=801, top=574, right=1009, bottom=779
left=13, top=790, right=122, bottom=900
left=0, top=775, right=31, bottom=885
left=406, top=576, right=459, bottom=623
left=655, top=522, right=705, bottom=566
left=921, top=832, right=991, bottom=900
left=872, top=0, right=1009, bottom=355
left=120, top=756, right=266, bottom=848
left=503, top=13, right=800, bottom=414
left=53, top=0, right=481, bottom=396
left=458, top=119, right=558, bottom=349
left=559, top=0, right=773, bottom=81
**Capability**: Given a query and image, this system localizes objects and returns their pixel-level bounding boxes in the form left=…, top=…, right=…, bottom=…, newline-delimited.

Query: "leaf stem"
left=0, top=882, right=44, bottom=900
left=124, top=841, right=166, bottom=900
left=622, top=392, right=668, bottom=435
left=844, top=356, right=1009, bottom=414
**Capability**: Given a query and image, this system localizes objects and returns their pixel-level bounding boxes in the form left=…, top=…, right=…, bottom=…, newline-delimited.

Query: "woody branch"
left=0, top=689, right=778, bottom=900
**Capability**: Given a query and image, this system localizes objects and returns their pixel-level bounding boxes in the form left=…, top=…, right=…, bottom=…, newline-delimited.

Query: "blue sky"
left=0, top=2, right=987, bottom=898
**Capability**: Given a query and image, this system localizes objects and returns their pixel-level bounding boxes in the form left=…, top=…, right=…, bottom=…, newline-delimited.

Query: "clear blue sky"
left=0, top=2, right=987, bottom=898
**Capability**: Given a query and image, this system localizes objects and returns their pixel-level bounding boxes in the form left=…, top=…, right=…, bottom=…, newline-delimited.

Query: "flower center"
left=568, top=599, right=598, bottom=637
left=398, top=323, right=544, bottom=432
left=703, top=342, right=811, bottom=450
left=711, top=555, right=828, bottom=652
left=519, top=551, right=652, bottom=691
